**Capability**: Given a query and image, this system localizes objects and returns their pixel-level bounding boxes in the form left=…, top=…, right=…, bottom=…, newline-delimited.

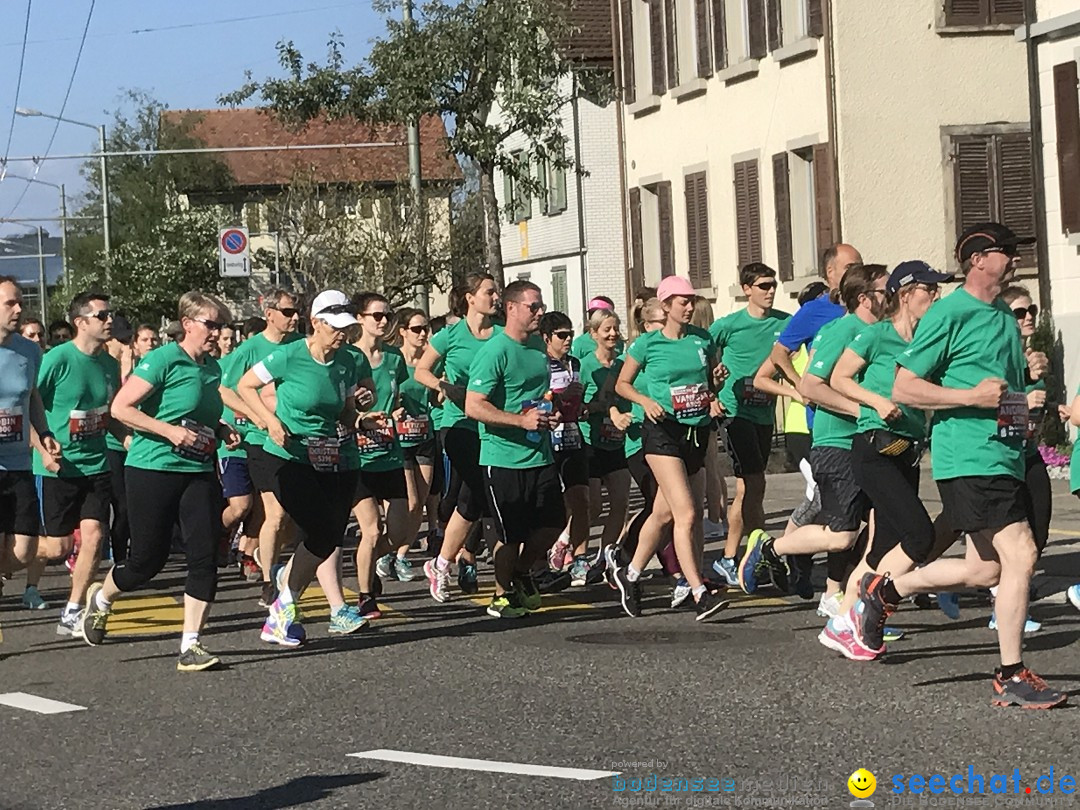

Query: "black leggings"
left=106, top=449, right=130, bottom=563
left=1024, top=452, right=1051, bottom=556
left=442, top=426, right=487, bottom=522
left=113, top=468, right=222, bottom=602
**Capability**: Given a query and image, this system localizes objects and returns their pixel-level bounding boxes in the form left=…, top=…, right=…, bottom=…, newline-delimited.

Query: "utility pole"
left=99, top=124, right=112, bottom=282
left=59, top=184, right=68, bottom=302
left=404, top=0, right=428, bottom=315
left=37, top=226, right=47, bottom=322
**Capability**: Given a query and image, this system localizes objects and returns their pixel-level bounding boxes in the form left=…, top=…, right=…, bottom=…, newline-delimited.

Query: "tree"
left=222, top=0, right=608, bottom=287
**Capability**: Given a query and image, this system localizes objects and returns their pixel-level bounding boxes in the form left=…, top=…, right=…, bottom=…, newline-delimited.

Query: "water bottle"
left=526, top=391, right=554, bottom=443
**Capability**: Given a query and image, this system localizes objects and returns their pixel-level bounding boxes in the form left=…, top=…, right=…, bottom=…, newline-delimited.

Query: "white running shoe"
left=702, top=518, right=727, bottom=540
left=816, top=591, right=843, bottom=619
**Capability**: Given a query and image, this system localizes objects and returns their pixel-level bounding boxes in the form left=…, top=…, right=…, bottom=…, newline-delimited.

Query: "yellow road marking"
left=108, top=595, right=184, bottom=636
left=466, top=585, right=593, bottom=613
left=1048, top=528, right=1080, bottom=537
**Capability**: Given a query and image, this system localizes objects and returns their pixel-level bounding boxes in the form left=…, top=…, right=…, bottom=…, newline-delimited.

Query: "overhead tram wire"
left=1, top=0, right=33, bottom=167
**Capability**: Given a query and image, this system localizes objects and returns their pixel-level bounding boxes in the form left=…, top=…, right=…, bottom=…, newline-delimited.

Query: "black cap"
left=886, top=261, right=954, bottom=295
left=111, top=313, right=133, bottom=343
left=955, top=222, right=1035, bottom=264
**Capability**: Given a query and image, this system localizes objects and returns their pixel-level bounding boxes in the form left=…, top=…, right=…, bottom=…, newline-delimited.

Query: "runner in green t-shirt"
left=79, top=290, right=240, bottom=673
left=414, top=272, right=500, bottom=602
left=571, top=296, right=625, bottom=359
left=614, top=275, right=728, bottom=622
left=33, top=292, right=125, bottom=637
left=851, top=223, right=1064, bottom=709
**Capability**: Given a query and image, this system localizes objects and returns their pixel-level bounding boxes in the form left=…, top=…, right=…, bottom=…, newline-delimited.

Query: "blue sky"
left=0, top=0, right=386, bottom=238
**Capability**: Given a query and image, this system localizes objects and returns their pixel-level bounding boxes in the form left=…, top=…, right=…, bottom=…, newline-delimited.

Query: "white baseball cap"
left=310, top=290, right=359, bottom=329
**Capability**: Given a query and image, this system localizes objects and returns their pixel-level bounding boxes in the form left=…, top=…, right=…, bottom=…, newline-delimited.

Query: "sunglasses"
left=407, top=324, right=430, bottom=334
left=553, top=330, right=574, bottom=340
left=1013, top=304, right=1038, bottom=320
left=752, top=281, right=778, bottom=291
left=193, top=317, right=225, bottom=331
left=523, top=301, right=546, bottom=313
left=271, top=306, right=300, bottom=318
left=363, top=311, right=393, bottom=322
left=84, top=309, right=113, bottom=322
left=914, top=283, right=939, bottom=295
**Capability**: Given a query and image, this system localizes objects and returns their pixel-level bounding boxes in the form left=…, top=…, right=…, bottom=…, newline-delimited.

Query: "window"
left=1053, top=61, right=1080, bottom=235
left=943, top=0, right=1024, bottom=27
left=684, top=171, right=712, bottom=289
left=774, top=145, right=831, bottom=281
left=629, top=181, right=676, bottom=285
left=551, top=267, right=569, bottom=313
left=951, top=130, right=1036, bottom=266
left=503, top=151, right=532, bottom=224
left=733, top=159, right=762, bottom=271
left=539, top=158, right=568, bottom=216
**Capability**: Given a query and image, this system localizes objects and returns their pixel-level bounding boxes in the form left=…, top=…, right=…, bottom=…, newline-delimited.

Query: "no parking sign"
left=219, top=227, right=250, bottom=277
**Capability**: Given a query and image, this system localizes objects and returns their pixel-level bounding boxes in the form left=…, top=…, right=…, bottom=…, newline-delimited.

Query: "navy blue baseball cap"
left=886, top=261, right=954, bottom=295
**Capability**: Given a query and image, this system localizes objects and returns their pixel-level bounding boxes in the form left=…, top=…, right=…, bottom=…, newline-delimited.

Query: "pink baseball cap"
left=656, top=275, right=696, bottom=302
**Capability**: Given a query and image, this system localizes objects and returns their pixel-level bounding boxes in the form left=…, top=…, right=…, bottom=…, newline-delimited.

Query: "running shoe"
left=737, top=530, right=768, bottom=594
left=760, top=538, right=789, bottom=594
left=457, top=561, right=479, bottom=594
left=585, top=557, right=607, bottom=586
left=79, top=583, right=110, bottom=647
left=703, top=518, right=726, bottom=540
left=514, top=573, right=542, bottom=612
left=394, top=557, right=416, bottom=582
left=991, top=667, right=1067, bottom=709
left=258, top=582, right=276, bottom=609
left=851, top=573, right=897, bottom=655
left=240, top=555, right=261, bottom=583
left=816, top=591, right=843, bottom=619
left=818, top=616, right=878, bottom=661
left=547, top=536, right=571, bottom=572
left=937, top=591, right=961, bottom=620
left=603, top=545, right=621, bottom=590
left=712, top=557, right=739, bottom=588
left=329, top=604, right=369, bottom=635
left=694, top=590, right=729, bottom=622
left=882, top=626, right=905, bottom=643
left=788, top=556, right=815, bottom=600
left=357, top=595, right=382, bottom=620
left=261, top=599, right=304, bottom=648
left=534, top=569, right=571, bottom=593
left=671, top=577, right=692, bottom=608
left=612, top=562, right=642, bottom=618
left=56, top=610, right=82, bottom=637
left=1068, top=584, right=1080, bottom=611
left=177, top=642, right=222, bottom=672
left=486, top=592, right=528, bottom=619
left=376, top=554, right=395, bottom=580
left=423, top=558, right=450, bottom=603
left=569, top=555, right=591, bottom=587
left=987, top=612, right=1041, bottom=634
left=22, top=586, right=48, bottom=611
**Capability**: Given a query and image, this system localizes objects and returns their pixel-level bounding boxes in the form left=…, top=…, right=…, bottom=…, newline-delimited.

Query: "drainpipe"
left=572, top=71, right=589, bottom=325
left=608, top=0, right=633, bottom=321
left=1024, top=0, right=1052, bottom=314
left=822, top=0, right=842, bottom=246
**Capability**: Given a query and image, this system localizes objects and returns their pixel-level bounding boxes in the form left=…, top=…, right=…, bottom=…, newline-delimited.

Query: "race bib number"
left=356, top=423, right=396, bottom=454
left=172, top=419, right=217, bottom=463
left=996, top=392, right=1029, bottom=440
left=599, top=417, right=626, bottom=444
left=304, top=436, right=342, bottom=472
left=395, top=414, right=431, bottom=444
left=69, top=405, right=109, bottom=442
left=670, top=383, right=711, bottom=419
left=233, top=415, right=250, bottom=427
left=553, top=422, right=583, bottom=452
left=0, top=407, right=24, bottom=444
left=739, top=378, right=774, bottom=408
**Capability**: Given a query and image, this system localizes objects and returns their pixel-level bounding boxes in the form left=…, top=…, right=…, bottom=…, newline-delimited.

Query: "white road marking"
left=0, top=692, right=87, bottom=715
left=348, top=748, right=619, bottom=781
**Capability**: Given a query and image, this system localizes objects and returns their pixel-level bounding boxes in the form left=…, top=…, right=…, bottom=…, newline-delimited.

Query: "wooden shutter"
left=734, top=160, right=762, bottom=270
left=657, top=181, right=676, bottom=278
left=807, top=0, right=824, bottom=37
left=773, top=152, right=794, bottom=282
left=503, top=170, right=514, bottom=224
left=997, top=133, right=1036, bottom=266
left=695, top=0, right=712, bottom=77
left=989, top=0, right=1024, bottom=24
left=767, top=0, right=782, bottom=52
left=711, top=0, right=727, bottom=70
left=620, top=0, right=636, bottom=104
left=664, top=0, right=679, bottom=89
left=1054, top=61, right=1080, bottom=234
left=650, top=0, right=666, bottom=95
left=954, top=136, right=994, bottom=233
left=552, top=267, right=569, bottom=313
left=944, top=0, right=990, bottom=26
left=629, top=187, right=645, bottom=289
left=812, top=143, right=836, bottom=262
left=747, top=0, right=767, bottom=59
left=685, top=172, right=712, bottom=289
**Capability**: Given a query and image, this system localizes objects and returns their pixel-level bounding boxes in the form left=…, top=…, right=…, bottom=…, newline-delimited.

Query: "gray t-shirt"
left=0, top=333, right=43, bottom=471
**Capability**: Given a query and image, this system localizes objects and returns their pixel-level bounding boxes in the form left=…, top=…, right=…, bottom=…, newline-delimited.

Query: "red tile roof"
left=161, top=108, right=461, bottom=189
left=563, top=0, right=614, bottom=63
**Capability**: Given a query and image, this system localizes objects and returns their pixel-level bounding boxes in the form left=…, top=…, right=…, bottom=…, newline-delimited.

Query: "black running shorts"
left=555, top=448, right=589, bottom=489
left=40, top=472, right=112, bottom=536
left=809, top=445, right=869, bottom=533
left=641, top=419, right=710, bottom=476
left=722, top=417, right=772, bottom=478
left=588, top=446, right=628, bottom=479
left=484, top=464, right=566, bottom=546
left=937, top=474, right=1028, bottom=534
left=0, top=470, right=40, bottom=536
left=355, top=466, right=408, bottom=503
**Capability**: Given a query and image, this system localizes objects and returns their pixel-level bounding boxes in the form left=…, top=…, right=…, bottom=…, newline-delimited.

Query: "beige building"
left=616, top=0, right=1036, bottom=315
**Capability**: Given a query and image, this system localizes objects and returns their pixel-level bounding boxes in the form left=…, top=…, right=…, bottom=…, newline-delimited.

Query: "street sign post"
left=219, top=227, right=250, bottom=277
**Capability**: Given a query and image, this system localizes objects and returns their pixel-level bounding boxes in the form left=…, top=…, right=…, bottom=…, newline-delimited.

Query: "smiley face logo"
left=848, top=769, right=876, bottom=799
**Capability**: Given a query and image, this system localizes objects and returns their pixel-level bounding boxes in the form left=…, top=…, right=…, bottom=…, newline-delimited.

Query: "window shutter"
left=711, top=0, right=727, bottom=70
left=747, top=0, right=767, bottom=59
left=538, top=160, right=550, bottom=215
left=665, top=0, right=679, bottom=89
left=553, top=164, right=568, bottom=214
left=953, top=135, right=994, bottom=234
left=734, top=160, right=762, bottom=270
left=773, top=152, right=794, bottom=282
left=629, top=187, right=645, bottom=289
left=812, top=143, right=836, bottom=263
left=621, top=0, right=637, bottom=104
left=944, top=0, right=990, bottom=26
left=686, top=175, right=700, bottom=287
left=685, top=172, right=712, bottom=289
left=767, top=0, right=782, bottom=52
left=807, top=0, right=824, bottom=37
left=650, top=0, right=666, bottom=95
left=997, top=133, right=1036, bottom=267
left=989, top=0, right=1024, bottom=24
left=514, top=152, right=532, bottom=222
left=1054, top=61, right=1080, bottom=234
left=552, top=267, right=569, bottom=313
left=503, top=170, right=514, bottom=224
left=658, top=180, right=676, bottom=278
left=695, top=0, right=712, bottom=77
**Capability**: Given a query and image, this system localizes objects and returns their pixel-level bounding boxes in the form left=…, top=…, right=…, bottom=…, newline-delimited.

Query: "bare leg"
left=67, top=519, right=105, bottom=606
left=352, top=497, right=382, bottom=595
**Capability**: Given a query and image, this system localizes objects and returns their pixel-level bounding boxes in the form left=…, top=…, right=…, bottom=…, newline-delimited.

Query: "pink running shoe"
left=547, top=537, right=570, bottom=572
left=818, top=616, right=879, bottom=661
left=423, top=558, right=450, bottom=603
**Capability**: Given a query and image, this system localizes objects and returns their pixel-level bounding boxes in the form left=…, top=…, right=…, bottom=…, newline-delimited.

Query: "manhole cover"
left=566, top=630, right=730, bottom=646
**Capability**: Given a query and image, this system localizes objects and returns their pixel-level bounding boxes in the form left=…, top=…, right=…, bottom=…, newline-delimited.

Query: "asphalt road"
left=2, top=468, right=1079, bottom=810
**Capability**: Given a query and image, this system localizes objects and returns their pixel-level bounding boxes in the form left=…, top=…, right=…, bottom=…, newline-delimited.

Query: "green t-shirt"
left=429, top=318, right=502, bottom=432
left=219, top=331, right=302, bottom=458
left=34, top=341, right=121, bottom=478
left=625, top=325, right=716, bottom=427
left=571, top=332, right=624, bottom=361
left=125, top=343, right=224, bottom=474
left=347, top=343, right=407, bottom=472
left=896, top=287, right=1027, bottom=481
left=254, top=339, right=368, bottom=467
left=850, top=320, right=927, bottom=440
left=579, top=351, right=628, bottom=450
left=806, top=314, right=869, bottom=450
left=467, top=331, right=553, bottom=468
left=710, top=307, right=791, bottom=425
left=399, top=362, right=434, bottom=447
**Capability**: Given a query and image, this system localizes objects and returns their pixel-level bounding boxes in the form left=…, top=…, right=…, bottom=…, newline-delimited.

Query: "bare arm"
left=799, top=361, right=860, bottom=419
left=767, top=342, right=801, bottom=388
left=892, top=367, right=1002, bottom=411
left=615, top=354, right=665, bottom=423
left=830, top=348, right=898, bottom=423
left=465, top=390, right=552, bottom=432
left=220, top=384, right=263, bottom=429
left=414, top=344, right=443, bottom=392
left=753, top=353, right=803, bottom=402
left=236, top=368, right=288, bottom=447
